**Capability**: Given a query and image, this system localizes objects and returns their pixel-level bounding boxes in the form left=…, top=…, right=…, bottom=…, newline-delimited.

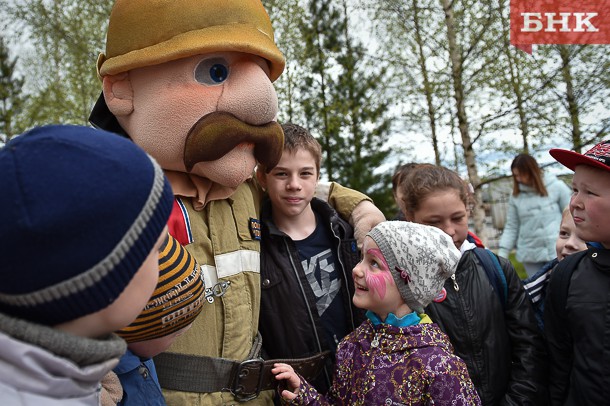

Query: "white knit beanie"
left=367, top=222, right=461, bottom=313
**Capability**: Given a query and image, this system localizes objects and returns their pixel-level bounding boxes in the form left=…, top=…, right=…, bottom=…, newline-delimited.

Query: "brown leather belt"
left=154, top=350, right=331, bottom=402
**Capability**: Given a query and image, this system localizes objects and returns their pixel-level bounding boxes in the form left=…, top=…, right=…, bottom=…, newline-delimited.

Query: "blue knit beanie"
left=0, top=125, right=174, bottom=326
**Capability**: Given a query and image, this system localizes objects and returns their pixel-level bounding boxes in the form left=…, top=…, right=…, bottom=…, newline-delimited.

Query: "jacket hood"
left=0, top=312, right=125, bottom=400
left=543, top=172, right=562, bottom=187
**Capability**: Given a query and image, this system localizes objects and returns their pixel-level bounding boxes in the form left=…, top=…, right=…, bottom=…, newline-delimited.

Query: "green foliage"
left=286, top=0, right=396, bottom=217
left=1, top=0, right=112, bottom=129
left=0, top=35, right=25, bottom=143
left=365, top=0, right=450, bottom=166
left=544, top=45, right=609, bottom=151
left=296, top=0, right=345, bottom=181
left=263, top=0, right=308, bottom=124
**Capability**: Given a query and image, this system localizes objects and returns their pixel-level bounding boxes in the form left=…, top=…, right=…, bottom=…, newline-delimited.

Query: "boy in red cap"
left=545, top=140, right=610, bottom=405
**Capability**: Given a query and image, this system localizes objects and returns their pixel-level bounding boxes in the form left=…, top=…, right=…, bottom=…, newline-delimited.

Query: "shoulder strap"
left=473, top=248, right=508, bottom=308
left=549, top=250, right=587, bottom=317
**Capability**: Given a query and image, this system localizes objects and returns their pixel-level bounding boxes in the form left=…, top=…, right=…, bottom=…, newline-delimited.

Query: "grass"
left=508, top=252, right=528, bottom=280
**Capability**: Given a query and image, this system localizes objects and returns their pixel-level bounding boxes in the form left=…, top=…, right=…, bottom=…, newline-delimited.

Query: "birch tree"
left=548, top=45, right=609, bottom=152
left=364, top=0, right=450, bottom=166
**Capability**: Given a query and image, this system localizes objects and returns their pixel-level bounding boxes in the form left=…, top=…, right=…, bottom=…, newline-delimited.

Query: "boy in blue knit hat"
left=0, top=125, right=174, bottom=405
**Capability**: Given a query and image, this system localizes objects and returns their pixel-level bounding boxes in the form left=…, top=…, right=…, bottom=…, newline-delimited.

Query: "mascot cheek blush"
left=90, top=1, right=384, bottom=404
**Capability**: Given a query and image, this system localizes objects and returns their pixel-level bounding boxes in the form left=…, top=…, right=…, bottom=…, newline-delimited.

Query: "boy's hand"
left=272, top=363, right=301, bottom=401
left=350, top=200, right=385, bottom=249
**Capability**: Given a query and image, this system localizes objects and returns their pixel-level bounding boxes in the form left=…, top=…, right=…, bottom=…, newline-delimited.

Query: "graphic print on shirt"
left=301, top=249, right=341, bottom=316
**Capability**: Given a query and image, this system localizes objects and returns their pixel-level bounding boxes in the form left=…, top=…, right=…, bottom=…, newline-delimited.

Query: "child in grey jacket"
left=0, top=125, right=173, bottom=405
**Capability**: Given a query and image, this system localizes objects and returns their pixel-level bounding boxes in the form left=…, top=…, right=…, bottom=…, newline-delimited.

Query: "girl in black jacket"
left=398, top=163, right=548, bottom=405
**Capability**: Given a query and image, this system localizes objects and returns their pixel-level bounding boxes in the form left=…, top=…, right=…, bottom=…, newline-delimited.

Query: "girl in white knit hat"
left=272, top=221, right=481, bottom=405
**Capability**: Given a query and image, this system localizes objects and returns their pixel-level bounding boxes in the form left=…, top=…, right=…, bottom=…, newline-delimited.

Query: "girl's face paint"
left=364, top=248, right=394, bottom=300
left=352, top=236, right=409, bottom=321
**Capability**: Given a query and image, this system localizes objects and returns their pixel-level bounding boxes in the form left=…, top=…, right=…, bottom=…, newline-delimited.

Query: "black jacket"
left=425, top=248, right=548, bottom=405
left=258, top=198, right=365, bottom=393
left=545, top=247, right=610, bottom=405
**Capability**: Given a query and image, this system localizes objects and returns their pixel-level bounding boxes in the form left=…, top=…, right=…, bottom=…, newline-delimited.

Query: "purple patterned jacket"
left=283, top=319, right=481, bottom=406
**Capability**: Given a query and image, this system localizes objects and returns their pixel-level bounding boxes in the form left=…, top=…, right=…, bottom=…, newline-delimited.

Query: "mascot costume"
left=90, top=0, right=384, bottom=404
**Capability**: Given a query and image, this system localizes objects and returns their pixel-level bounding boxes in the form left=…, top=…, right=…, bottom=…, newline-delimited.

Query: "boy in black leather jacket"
left=546, top=140, right=610, bottom=405
left=256, top=123, right=365, bottom=394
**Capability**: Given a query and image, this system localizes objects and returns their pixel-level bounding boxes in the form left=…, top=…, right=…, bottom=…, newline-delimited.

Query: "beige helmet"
left=97, top=0, right=285, bottom=82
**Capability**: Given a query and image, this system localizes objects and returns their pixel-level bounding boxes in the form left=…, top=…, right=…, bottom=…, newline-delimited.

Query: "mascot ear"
left=255, top=167, right=267, bottom=191
left=103, top=73, right=134, bottom=117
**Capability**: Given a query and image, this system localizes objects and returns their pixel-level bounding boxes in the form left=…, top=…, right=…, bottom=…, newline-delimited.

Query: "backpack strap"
left=473, top=247, right=508, bottom=308
left=548, top=250, right=588, bottom=318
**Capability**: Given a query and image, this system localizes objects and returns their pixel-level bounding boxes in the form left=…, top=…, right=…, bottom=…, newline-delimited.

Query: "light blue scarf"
left=366, top=310, right=421, bottom=328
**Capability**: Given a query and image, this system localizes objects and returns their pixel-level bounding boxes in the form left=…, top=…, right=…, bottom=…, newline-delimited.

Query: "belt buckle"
left=232, top=358, right=265, bottom=402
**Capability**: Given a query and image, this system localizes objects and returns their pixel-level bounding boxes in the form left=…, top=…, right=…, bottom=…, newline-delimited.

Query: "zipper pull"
left=451, top=274, right=459, bottom=292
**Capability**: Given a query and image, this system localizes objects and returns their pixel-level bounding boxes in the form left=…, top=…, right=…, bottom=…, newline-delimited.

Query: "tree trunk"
left=498, top=0, right=529, bottom=152
left=440, top=0, right=487, bottom=242
left=412, top=0, right=441, bottom=165
left=558, top=45, right=582, bottom=152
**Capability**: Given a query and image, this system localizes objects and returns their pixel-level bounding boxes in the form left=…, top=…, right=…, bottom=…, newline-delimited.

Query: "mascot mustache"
left=184, top=112, right=284, bottom=172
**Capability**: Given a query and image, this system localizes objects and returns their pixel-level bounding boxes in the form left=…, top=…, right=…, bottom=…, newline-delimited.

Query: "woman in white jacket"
left=498, top=153, right=572, bottom=277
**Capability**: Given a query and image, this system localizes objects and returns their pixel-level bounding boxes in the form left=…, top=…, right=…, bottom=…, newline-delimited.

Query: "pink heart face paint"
left=364, top=248, right=395, bottom=300
left=352, top=235, right=410, bottom=321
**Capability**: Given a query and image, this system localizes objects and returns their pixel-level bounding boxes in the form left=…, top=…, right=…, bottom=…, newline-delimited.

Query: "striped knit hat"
left=117, top=235, right=205, bottom=343
left=0, top=125, right=174, bottom=326
left=367, top=222, right=461, bottom=313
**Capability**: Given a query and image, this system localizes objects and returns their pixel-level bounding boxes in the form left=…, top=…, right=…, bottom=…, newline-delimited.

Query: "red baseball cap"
left=549, top=140, right=610, bottom=172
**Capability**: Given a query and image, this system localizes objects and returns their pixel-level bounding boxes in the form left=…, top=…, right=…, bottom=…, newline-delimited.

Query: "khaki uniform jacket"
left=160, top=180, right=368, bottom=405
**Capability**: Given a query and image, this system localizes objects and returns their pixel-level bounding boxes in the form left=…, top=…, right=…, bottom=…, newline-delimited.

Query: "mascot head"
left=90, top=0, right=285, bottom=208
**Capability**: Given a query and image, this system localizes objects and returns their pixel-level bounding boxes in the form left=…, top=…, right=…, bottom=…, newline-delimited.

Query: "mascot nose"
left=217, top=60, right=279, bottom=126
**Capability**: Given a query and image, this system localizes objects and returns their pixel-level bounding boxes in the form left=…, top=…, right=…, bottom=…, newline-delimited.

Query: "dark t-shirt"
left=294, top=213, right=349, bottom=352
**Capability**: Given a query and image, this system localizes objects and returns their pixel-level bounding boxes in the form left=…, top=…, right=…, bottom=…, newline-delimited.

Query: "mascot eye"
left=195, top=58, right=230, bottom=85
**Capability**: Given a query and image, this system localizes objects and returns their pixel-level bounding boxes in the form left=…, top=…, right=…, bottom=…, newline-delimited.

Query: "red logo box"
left=510, top=0, right=610, bottom=53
